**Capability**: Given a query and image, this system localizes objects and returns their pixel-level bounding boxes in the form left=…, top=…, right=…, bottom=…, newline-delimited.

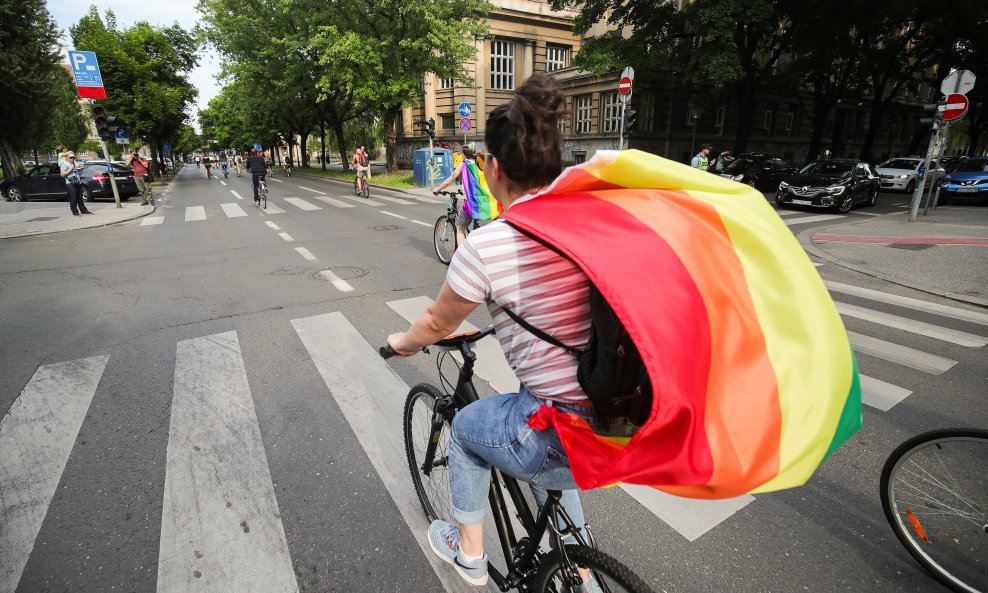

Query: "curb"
left=797, top=213, right=988, bottom=309
left=0, top=202, right=157, bottom=240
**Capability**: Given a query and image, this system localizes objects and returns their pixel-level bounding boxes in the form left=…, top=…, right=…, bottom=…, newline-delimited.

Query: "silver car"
left=876, top=157, right=946, bottom=193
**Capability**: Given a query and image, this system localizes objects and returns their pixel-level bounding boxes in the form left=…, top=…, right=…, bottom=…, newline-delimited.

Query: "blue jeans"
left=449, top=388, right=594, bottom=542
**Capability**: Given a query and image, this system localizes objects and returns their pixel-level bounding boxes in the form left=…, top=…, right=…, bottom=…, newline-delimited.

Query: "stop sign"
left=618, top=76, right=633, bottom=95
left=943, top=93, right=969, bottom=121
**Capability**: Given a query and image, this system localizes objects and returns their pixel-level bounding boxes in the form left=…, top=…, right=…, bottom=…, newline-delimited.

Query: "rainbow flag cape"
left=505, top=150, right=861, bottom=499
left=462, top=160, right=502, bottom=221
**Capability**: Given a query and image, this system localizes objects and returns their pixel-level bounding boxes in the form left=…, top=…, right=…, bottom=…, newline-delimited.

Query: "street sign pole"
left=618, top=101, right=626, bottom=151
left=909, top=121, right=939, bottom=222
left=925, top=121, right=950, bottom=215
left=90, top=99, right=121, bottom=207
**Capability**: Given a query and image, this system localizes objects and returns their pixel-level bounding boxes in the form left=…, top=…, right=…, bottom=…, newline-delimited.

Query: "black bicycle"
left=381, top=329, right=653, bottom=593
left=433, top=189, right=463, bottom=265
left=880, top=428, right=987, bottom=593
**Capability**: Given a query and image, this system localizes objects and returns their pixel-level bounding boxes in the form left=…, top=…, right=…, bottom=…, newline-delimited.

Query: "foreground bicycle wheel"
left=404, top=384, right=453, bottom=522
left=433, top=216, right=456, bottom=265
left=535, top=545, right=654, bottom=593
left=880, top=428, right=987, bottom=593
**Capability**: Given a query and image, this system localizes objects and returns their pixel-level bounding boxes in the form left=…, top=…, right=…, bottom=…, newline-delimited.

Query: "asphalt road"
left=1, top=165, right=983, bottom=593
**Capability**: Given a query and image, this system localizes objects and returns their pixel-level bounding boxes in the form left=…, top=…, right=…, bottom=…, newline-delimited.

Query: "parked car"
left=937, top=156, right=988, bottom=204
left=776, top=160, right=880, bottom=212
left=876, top=157, right=946, bottom=193
left=937, top=155, right=964, bottom=172
left=1, top=162, right=138, bottom=202
left=719, top=153, right=799, bottom=191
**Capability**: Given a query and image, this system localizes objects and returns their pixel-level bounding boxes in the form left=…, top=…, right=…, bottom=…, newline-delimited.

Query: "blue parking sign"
left=68, top=51, right=104, bottom=87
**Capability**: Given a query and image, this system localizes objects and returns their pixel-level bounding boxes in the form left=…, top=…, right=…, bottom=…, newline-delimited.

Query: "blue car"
left=938, top=157, right=988, bottom=204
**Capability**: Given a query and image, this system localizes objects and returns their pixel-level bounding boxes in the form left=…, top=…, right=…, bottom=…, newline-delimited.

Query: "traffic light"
left=92, top=103, right=117, bottom=140
left=425, top=117, right=436, bottom=139
left=623, top=108, right=638, bottom=136
left=919, top=103, right=941, bottom=127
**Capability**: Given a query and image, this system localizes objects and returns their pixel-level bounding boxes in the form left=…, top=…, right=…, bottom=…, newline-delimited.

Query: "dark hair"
left=461, top=145, right=475, bottom=159
left=485, top=73, right=566, bottom=190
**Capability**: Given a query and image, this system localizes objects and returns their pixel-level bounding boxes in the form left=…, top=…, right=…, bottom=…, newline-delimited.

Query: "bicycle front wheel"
left=880, top=428, right=988, bottom=593
left=404, top=383, right=453, bottom=522
left=433, top=216, right=456, bottom=265
left=534, top=545, right=654, bottom=593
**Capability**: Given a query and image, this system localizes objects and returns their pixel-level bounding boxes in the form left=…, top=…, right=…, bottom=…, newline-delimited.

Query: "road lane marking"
left=278, top=232, right=294, bottom=242
left=310, top=195, right=355, bottom=208
left=297, top=186, right=325, bottom=194
left=0, top=356, right=109, bottom=593
left=410, top=220, right=432, bottom=227
left=379, top=211, right=406, bottom=219
left=230, top=190, right=244, bottom=200
left=264, top=221, right=280, bottom=230
left=141, top=216, right=165, bottom=226
left=320, top=269, right=353, bottom=292
left=783, top=214, right=846, bottom=226
left=219, top=180, right=227, bottom=186
left=290, top=313, right=475, bottom=593
left=824, top=281, right=988, bottom=326
left=157, top=332, right=298, bottom=593
left=185, top=206, right=206, bottom=222
left=283, top=197, right=321, bottom=211
left=220, top=203, right=248, bottom=218
left=859, top=375, right=912, bottom=411
left=847, top=331, right=957, bottom=374
left=386, top=296, right=754, bottom=541
left=295, top=247, right=317, bottom=261
left=270, top=178, right=284, bottom=183
left=774, top=210, right=804, bottom=217
left=340, top=195, right=385, bottom=206
left=373, top=195, right=415, bottom=205
left=812, top=262, right=824, bottom=267
left=836, top=302, right=986, bottom=347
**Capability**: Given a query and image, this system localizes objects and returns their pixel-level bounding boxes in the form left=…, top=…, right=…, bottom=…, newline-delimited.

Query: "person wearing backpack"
left=386, top=73, right=602, bottom=591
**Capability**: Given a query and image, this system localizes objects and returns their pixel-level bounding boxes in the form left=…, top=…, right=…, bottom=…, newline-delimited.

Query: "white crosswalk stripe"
left=374, top=195, right=415, bottom=205
left=847, top=331, right=957, bottom=374
left=141, top=216, right=165, bottom=226
left=783, top=214, right=846, bottom=226
left=309, top=195, right=355, bottom=208
left=220, top=203, right=248, bottom=218
left=283, top=197, right=320, bottom=211
left=339, top=195, right=385, bottom=207
left=185, top=206, right=207, bottom=222
left=836, top=301, right=987, bottom=347
left=825, top=280, right=988, bottom=326
left=261, top=200, right=286, bottom=214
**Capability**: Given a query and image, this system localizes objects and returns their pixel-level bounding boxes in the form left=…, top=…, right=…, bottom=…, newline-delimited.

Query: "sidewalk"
left=0, top=201, right=156, bottom=239
left=799, top=205, right=988, bottom=307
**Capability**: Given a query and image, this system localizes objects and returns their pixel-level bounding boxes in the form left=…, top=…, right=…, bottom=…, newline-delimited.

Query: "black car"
left=719, top=153, right=799, bottom=191
left=776, top=160, right=880, bottom=212
left=2, top=162, right=139, bottom=202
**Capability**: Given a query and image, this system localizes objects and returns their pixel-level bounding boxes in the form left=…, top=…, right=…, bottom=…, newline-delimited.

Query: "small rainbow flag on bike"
left=462, top=160, right=502, bottom=221
left=505, top=149, right=862, bottom=499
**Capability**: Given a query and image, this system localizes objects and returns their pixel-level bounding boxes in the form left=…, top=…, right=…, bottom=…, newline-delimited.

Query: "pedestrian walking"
left=691, top=144, right=713, bottom=170
left=126, top=150, right=152, bottom=205
left=60, top=151, right=92, bottom=216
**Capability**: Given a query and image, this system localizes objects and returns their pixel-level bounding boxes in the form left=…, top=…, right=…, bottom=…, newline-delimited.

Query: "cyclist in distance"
left=234, top=152, right=244, bottom=177
left=386, top=73, right=600, bottom=590
left=283, top=152, right=293, bottom=176
left=219, top=152, right=229, bottom=176
left=203, top=154, right=213, bottom=178
left=246, top=149, right=268, bottom=204
left=352, top=145, right=370, bottom=190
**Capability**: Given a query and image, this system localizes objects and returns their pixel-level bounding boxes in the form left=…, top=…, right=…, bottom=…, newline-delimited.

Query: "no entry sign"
left=618, top=77, right=632, bottom=95
left=942, top=93, right=969, bottom=122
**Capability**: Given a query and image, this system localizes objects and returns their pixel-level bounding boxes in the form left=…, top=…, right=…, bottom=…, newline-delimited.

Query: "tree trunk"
left=831, top=111, right=847, bottom=157
left=384, top=106, right=400, bottom=173
left=0, top=139, right=23, bottom=179
left=733, top=82, right=756, bottom=154
left=320, top=120, right=327, bottom=170
left=333, top=118, right=347, bottom=170
left=299, top=128, right=311, bottom=169
left=859, top=101, right=887, bottom=163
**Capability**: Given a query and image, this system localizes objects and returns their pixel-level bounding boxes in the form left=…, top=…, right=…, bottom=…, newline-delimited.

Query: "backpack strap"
left=500, top=305, right=583, bottom=355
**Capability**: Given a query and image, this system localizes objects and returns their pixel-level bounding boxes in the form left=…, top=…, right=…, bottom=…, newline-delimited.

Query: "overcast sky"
left=48, top=0, right=221, bottom=131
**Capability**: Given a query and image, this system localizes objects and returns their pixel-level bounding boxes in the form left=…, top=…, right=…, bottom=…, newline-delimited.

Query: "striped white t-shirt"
left=446, top=216, right=591, bottom=404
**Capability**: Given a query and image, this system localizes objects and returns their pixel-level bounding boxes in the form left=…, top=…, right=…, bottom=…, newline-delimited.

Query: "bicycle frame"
left=433, top=339, right=593, bottom=590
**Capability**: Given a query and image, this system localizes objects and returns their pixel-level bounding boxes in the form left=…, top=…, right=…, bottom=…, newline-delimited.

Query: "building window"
left=714, top=104, right=726, bottom=128
left=785, top=111, right=794, bottom=134
left=558, top=118, right=566, bottom=134
left=602, top=92, right=621, bottom=133
left=686, top=102, right=700, bottom=126
left=763, top=109, right=773, bottom=132
left=573, top=152, right=586, bottom=164
left=490, top=39, right=515, bottom=91
left=639, top=92, right=655, bottom=132
left=546, top=45, right=568, bottom=72
left=575, top=95, right=592, bottom=134
left=440, top=77, right=454, bottom=90
left=441, top=114, right=455, bottom=129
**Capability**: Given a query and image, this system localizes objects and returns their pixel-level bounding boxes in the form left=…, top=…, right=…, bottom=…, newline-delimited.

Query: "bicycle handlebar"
left=434, top=189, right=463, bottom=197
left=379, top=325, right=495, bottom=360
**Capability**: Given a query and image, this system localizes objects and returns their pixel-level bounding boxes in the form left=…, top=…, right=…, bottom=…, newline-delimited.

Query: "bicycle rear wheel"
left=880, top=428, right=988, bottom=593
left=433, top=216, right=456, bottom=265
left=404, top=383, right=453, bottom=522
left=534, top=545, right=654, bottom=593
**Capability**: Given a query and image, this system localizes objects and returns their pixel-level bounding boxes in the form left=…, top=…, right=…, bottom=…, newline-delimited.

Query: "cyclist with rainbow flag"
left=434, top=143, right=502, bottom=249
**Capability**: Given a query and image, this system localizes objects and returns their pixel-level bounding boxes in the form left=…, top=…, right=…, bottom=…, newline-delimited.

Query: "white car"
left=876, top=157, right=946, bottom=193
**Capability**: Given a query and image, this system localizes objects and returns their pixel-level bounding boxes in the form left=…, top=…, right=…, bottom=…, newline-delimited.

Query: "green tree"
left=0, top=0, right=65, bottom=176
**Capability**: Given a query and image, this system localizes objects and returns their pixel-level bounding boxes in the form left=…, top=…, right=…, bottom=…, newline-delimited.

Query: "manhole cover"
left=26, top=216, right=59, bottom=222
left=368, top=225, right=400, bottom=231
left=311, top=266, right=368, bottom=281
left=887, top=243, right=934, bottom=251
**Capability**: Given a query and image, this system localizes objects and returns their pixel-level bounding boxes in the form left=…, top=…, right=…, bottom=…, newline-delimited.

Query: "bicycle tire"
left=404, top=383, right=454, bottom=523
left=354, top=177, right=360, bottom=196
left=880, top=428, right=988, bottom=593
left=534, top=545, right=654, bottom=593
left=433, top=216, right=456, bottom=265
left=262, top=186, right=267, bottom=209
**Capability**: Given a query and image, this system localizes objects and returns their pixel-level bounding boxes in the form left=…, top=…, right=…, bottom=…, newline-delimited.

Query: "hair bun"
left=514, top=73, right=565, bottom=126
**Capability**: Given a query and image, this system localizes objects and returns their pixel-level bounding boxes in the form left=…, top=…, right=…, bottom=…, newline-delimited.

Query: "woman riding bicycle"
left=387, top=73, right=599, bottom=591
left=433, top=144, right=494, bottom=250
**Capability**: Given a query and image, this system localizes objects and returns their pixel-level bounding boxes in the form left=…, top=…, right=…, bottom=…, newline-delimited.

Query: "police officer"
left=691, top=144, right=713, bottom=169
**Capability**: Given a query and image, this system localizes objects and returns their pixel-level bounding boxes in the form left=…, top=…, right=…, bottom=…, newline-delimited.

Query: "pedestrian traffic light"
left=425, top=117, right=436, bottom=139
left=92, top=103, right=117, bottom=140
left=919, top=103, right=941, bottom=127
left=623, top=108, right=638, bottom=136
